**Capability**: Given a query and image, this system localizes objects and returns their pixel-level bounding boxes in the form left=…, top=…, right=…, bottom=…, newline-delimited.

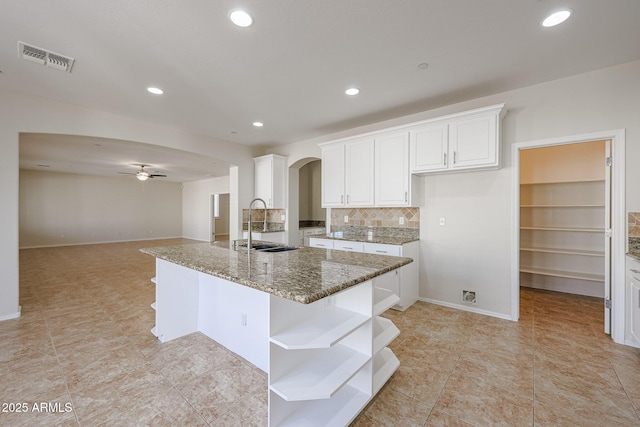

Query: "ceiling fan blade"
left=118, top=172, right=136, bottom=175
left=149, top=174, right=167, bottom=177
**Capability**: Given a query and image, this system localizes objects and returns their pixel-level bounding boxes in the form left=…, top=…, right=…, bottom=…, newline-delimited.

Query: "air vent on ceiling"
left=17, top=41, right=75, bottom=73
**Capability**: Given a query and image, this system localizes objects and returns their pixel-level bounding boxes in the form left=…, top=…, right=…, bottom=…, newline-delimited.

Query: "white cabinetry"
left=375, top=131, right=416, bottom=206
left=627, top=256, right=640, bottom=344
left=255, top=154, right=286, bottom=208
left=410, top=122, right=449, bottom=173
left=365, top=241, right=419, bottom=310
left=410, top=104, right=504, bottom=174
left=308, top=237, right=334, bottom=249
left=321, top=138, right=375, bottom=207
left=307, top=239, right=419, bottom=310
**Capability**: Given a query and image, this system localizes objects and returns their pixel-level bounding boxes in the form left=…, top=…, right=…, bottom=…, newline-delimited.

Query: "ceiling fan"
left=118, top=164, right=167, bottom=181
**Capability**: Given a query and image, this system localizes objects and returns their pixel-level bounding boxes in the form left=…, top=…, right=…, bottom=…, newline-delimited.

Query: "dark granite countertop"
left=140, top=241, right=412, bottom=304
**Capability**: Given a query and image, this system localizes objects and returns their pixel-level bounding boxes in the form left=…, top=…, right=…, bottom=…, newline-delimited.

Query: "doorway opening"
left=211, top=193, right=230, bottom=242
left=519, top=140, right=610, bottom=332
left=511, top=129, right=626, bottom=344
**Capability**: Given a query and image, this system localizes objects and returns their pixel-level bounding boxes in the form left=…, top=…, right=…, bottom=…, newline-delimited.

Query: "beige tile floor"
left=1, top=238, right=639, bottom=426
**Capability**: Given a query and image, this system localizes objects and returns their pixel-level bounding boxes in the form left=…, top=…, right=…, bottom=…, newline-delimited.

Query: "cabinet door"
left=255, top=155, right=286, bottom=208
left=376, top=131, right=411, bottom=206
left=254, top=156, right=273, bottom=206
left=321, top=143, right=345, bottom=207
left=449, top=113, right=498, bottom=170
left=334, top=240, right=364, bottom=252
left=308, top=238, right=334, bottom=249
left=345, top=138, right=374, bottom=206
left=410, top=123, right=449, bottom=173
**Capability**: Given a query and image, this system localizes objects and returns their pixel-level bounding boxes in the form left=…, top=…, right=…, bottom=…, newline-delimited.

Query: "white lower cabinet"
left=334, top=240, right=364, bottom=252
left=628, top=256, right=640, bottom=344
left=308, top=237, right=334, bottom=249
left=268, top=280, right=400, bottom=426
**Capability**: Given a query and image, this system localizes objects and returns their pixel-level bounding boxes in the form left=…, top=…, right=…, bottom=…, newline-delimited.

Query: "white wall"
left=0, top=87, right=255, bottom=320
left=19, top=170, right=182, bottom=248
left=271, top=60, right=640, bottom=321
left=299, top=160, right=324, bottom=221
left=182, top=176, right=230, bottom=241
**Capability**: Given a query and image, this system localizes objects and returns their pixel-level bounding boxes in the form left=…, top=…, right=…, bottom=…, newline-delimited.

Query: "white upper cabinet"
left=254, top=154, right=286, bottom=208
left=322, top=104, right=505, bottom=206
left=410, top=104, right=504, bottom=174
left=375, top=131, right=414, bottom=206
left=322, top=138, right=374, bottom=207
left=410, top=122, right=449, bottom=173
left=345, top=137, right=375, bottom=206
left=321, top=143, right=346, bottom=207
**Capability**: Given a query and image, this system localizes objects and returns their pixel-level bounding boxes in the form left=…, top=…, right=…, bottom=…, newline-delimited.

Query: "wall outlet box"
left=399, top=217, right=405, bottom=225
left=439, top=217, right=446, bottom=226
left=344, top=215, right=349, bottom=223
left=280, top=214, right=286, bottom=221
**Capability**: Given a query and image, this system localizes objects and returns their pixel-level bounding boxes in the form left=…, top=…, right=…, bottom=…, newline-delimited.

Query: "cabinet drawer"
left=334, top=241, right=364, bottom=252
left=363, top=243, right=401, bottom=256
left=309, top=238, right=334, bottom=249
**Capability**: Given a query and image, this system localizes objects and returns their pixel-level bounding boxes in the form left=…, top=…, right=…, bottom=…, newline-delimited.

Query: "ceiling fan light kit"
left=119, top=164, right=167, bottom=181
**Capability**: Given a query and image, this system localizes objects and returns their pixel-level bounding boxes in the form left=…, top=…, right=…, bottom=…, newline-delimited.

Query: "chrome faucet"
left=247, top=198, right=268, bottom=249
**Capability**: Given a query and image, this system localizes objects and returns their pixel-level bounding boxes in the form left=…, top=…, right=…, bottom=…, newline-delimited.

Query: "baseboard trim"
left=0, top=306, right=21, bottom=322
left=19, top=236, right=184, bottom=250
left=417, top=297, right=514, bottom=321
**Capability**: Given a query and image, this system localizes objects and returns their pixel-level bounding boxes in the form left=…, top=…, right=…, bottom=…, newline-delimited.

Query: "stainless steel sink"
left=257, top=246, right=299, bottom=253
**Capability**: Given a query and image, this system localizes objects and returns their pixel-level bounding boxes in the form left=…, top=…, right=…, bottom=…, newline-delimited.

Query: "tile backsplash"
left=331, top=207, right=419, bottom=229
left=629, top=212, right=640, bottom=252
left=629, top=213, right=640, bottom=238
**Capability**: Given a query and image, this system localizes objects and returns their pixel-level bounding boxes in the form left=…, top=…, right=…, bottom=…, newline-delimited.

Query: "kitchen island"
left=140, top=241, right=412, bottom=426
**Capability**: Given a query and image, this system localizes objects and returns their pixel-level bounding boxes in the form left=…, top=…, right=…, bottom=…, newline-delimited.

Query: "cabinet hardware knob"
left=453, top=151, right=457, bottom=164
left=405, top=191, right=408, bottom=202
left=444, top=152, right=447, bottom=166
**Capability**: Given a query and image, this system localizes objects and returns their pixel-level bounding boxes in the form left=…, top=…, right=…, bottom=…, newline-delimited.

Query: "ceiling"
left=3, top=1, right=640, bottom=181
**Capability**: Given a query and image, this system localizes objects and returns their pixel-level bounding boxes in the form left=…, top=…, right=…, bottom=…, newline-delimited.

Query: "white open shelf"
left=272, top=384, right=369, bottom=427
left=373, top=287, right=400, bottom=316
left=150, top=302, right=157, bottom=310
left=520, top=247, right=604, bottom=257
left=520, top=226, right=604, bottom=233
left=150, top=326, right=158, bottom=337
left=520, top=266, right=604, bottom=282
left=373, top=317, right=400, bottom=355
left=373, top=347, right=400, bottom=395
left=269, top=344, right=370, bottom=402
left=150, top=277, right=156, bottom=284
left=270, top=307, right=369, bottom=350
left=520, top=204, right=605, bottom=208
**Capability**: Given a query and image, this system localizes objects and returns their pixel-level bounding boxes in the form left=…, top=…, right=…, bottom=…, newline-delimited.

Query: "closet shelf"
left=520, top=226, right=604, bottom=233
left=520, top=266, right=604, bottom=282
left=520, top=179, right=605, bottom=185
left=520, top=247, right=605, bottom=257
left=520, top=204, right=605, bottom=208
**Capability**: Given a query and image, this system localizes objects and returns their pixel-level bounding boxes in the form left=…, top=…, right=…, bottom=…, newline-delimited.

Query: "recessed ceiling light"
left=147, top=87, right=164, bottom=95
left=229, top=9, right=253, bottom=27
left=542, top=10, right=571, bottom=27
left=345, top=87, right=360, bottom=96
left=253, top=122, right=264, bottom=127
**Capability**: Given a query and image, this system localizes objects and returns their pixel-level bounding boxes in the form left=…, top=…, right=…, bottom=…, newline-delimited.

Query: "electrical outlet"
left=399, top=217, right=405, bottom=225
left=344, top=215, right=349, bottom=223
left=439, top=217, right=446, bottom=226
left=280, top=214, right=286, bottom=221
